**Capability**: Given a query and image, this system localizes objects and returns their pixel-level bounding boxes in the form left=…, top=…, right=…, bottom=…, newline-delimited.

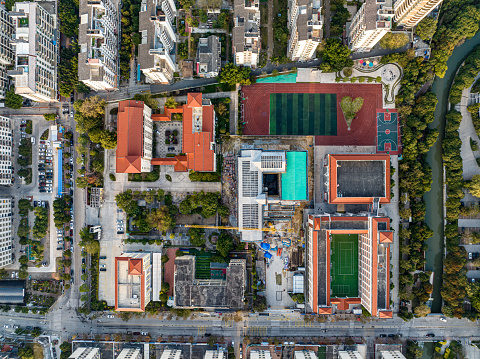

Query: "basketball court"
left=330, top=233, right=358, bottom=297
left=377, top=110, right=398, bottom=153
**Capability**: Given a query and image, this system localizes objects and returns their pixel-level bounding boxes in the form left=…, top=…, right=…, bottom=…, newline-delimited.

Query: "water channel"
left=424, top=31, right=480, bottom=313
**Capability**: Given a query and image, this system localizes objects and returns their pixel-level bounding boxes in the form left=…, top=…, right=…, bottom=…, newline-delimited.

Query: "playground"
left=330, top=233, right=358, bottom=298
left=241, top=83, right=383, bottom=147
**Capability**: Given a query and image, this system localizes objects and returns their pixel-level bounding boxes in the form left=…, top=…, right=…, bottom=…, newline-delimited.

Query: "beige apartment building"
left=394, top=0, right=443, bottom=28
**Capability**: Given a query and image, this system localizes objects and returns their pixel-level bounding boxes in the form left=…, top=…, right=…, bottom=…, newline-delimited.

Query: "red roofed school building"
left=306, top=215, right=393, bottom=318
left=116, top=100, right=154, bottom=173
left=324, top=154, right=390, bottom=205
left=114, top=253, right=152, bottom=312
left=116, top=93, right=216, bottom=173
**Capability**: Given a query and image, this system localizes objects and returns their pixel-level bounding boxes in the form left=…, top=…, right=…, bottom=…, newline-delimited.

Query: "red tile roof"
left=378, top=310, right=393, bottom=319
left=182, top=93, right=215, bottom=172
left=318, top=307, right=332, bottom=315
left=116, top=100, right=145, bottom=173
left=128, top=259, right=143, bottom=275
left=379, top=231, right=393, bottom=243
left=328, top=154, right=390, bottom=204
left=150, top=93, right=215, bottom=172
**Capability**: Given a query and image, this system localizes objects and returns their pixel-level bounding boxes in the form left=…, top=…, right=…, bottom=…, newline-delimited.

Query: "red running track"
left=241, top=83, right=383, bottom=146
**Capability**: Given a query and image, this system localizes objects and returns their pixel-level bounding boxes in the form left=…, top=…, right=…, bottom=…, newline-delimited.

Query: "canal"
left=424, top=31, right=480, bottom=313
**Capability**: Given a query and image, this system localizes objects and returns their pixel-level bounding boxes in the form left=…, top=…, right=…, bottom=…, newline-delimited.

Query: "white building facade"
left=139, top=0, right=177, bottom=84
left=0, top=8, right=14, bottom=100
left=78, top=0, right=121, bottom=91
left=348, top=0, right=394, bottom=53
left=0, top=116, right=12, bottom=186
left=9, top=2, right=59, bottom=102
left=0, top=197, right=12, bottom=268
left=394, top=0, right=443, bottom=28
left=287, top=0, right=323, bottom=61
left=233, top=0, right=260, bottom=68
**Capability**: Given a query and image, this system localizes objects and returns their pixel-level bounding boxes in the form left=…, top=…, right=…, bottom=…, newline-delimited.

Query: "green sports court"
left=330, top=233, right=358, bottom=297
left=269, top=93, right=337, bottom=136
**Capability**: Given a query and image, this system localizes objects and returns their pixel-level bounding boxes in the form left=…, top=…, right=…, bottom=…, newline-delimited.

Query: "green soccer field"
left=269, top=93, right=337, bottom=136
left=330, top=233, right=358, bottom=297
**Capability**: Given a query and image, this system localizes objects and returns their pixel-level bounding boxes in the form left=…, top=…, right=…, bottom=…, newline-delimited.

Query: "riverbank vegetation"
left=380, top=49, right=438, bottom=319
left=431, top=0, right=480, bottom=78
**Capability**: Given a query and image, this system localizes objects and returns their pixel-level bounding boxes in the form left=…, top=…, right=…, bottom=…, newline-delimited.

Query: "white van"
left=31, top=137, right=35, bottom=145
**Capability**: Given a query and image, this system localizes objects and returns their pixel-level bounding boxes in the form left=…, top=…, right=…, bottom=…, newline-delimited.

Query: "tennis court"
left=269, top=93, right=337, bottom=136
left=377, top=111, right=398, bottom=152
left=330, top=233, right=358, bottom=297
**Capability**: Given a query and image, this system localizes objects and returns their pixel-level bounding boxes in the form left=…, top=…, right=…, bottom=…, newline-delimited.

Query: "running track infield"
left=242, top=83, right=384, bottom=146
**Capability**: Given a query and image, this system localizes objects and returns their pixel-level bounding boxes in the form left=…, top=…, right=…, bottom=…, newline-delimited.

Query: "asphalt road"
left=2, top=310, right=480, bottom=344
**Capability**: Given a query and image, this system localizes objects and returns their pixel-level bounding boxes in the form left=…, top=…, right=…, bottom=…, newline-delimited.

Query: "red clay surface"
left=163, top=247, right=177, bottom=297
left=241, top=83, right=383, bottom=146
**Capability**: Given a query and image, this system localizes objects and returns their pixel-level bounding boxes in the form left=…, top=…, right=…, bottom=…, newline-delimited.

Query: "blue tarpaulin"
left=57, top=149, right=63, bottom=197
left=260, top=242, right=270, bottom=251
left=264, top=251, right=273, bottom=259
left=137, top=64, right=141, bottom=82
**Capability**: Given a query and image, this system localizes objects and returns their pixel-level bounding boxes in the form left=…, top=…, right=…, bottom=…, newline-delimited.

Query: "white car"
left=46, top=180, right=53, bottom=184
left=107, top=315, right=114, bottom=319
left=440, top=317, right=447, bottom=322
left=100, top=264, right=106, bottom=268
left=39, top=172, right=45, bottom=176
left=47, top=189, right=52, bottom=193
left=3, top=325, right=9, bottom=329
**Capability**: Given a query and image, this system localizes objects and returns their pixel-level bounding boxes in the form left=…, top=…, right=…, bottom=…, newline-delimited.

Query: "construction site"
left=220, top=135, right=313, bottom=309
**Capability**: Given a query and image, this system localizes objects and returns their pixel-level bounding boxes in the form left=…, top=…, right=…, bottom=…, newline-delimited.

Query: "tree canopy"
left=216, top=232, right=234, bottom=257
left=340, top=96, right=364, bottom=130
left=218, top=63, right=251, bottom=88
left=415, top=17, right=438, bottom=40
left=467, top=174, right=480, bottom=198
left=320, top=39, right=353, bottom=72
left=146, top=206, right=176, bottom=232
left=379, top=32, right=409, bottom=50
left=5, top=89, right=23, bottom=109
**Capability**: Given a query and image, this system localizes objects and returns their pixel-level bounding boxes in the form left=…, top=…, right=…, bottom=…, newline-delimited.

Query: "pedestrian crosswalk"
left=247, top=326, right=268, bottom=336
left=197, top=326, right=207, bottom=335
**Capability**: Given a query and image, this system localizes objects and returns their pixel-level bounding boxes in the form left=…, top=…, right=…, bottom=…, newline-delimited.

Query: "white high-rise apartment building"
left=394, top=0, right=443, bottom=28
left=0, top=116, right=12, bottom=186
left=287, top=0, right=323, bottom=61
left=78, top=0, right=121, bottom=91
left=348, top=0, right=394, bottom=53
left=8, top=2, right=59, bottom=102
left=0, top=8, right=14, bottom=100
left=138, top=0, right=177, bottom=84
left=69, top=348, right=101, bottom=359
left=0, top=197, right=12, bottom=268
left=233, top=0, right=261, bottom=68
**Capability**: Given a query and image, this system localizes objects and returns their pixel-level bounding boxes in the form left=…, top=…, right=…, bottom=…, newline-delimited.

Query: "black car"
left=100, top=268, right=107, bottom=272
left=100, top=256, right=106, bottom=259
left=39, top=189, right=46, bottom=193
left=379, top=334, right=387, bottom=338
left=133, top=332, right=141, bottom=336
left=426, top=334, right=435, bottom=337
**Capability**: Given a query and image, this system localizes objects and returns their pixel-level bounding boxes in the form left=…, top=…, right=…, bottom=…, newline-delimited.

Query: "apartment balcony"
left=149, top=48, right=166, bottom=56
left=87, top=28, right=105, bottom=37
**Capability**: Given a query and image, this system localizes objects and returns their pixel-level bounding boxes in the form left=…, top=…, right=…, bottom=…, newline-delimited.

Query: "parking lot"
left=5, top=117, right=74, bottom=273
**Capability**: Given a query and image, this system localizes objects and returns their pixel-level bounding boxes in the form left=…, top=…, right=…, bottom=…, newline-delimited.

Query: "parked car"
left=100, top=256, right=107, bottom=260
left=100, top=268, right=107, bottom=272
left=426, top=334, right=435, bottom=337
left=440, top=317, right=447, bottom=322
left=107, top=315, right=114, bottom=318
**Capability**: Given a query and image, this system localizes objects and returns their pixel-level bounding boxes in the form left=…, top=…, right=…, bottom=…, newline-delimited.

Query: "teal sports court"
left=269, top=93, right=337, bottom=136
left=377, top=111, right=398, bottom=152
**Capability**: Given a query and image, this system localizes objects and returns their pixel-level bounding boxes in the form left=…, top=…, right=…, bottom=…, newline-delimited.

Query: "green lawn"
left=330, top=233, right=358, bottom=297
left=269, top=93, right=337, bottom=136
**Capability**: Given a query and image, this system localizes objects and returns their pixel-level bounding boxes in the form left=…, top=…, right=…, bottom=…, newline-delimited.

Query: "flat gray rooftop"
left=336, top=160, right=385, bottom=198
